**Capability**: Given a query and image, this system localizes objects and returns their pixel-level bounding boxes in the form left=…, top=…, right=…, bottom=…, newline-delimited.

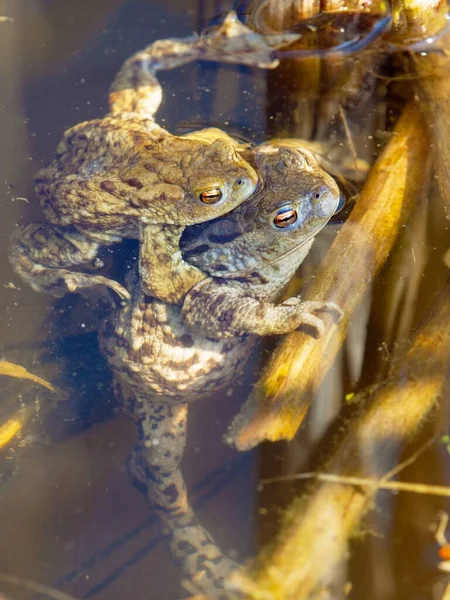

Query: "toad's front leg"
left=9, top=222, right=130, bottom=301
left=182, top=279, right=343, bottom=339
left=139, top=224, right=206, bottom=303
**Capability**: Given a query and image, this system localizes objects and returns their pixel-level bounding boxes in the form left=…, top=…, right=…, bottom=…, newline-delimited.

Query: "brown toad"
left=99, top=146, right=342, bottom=598
left=9, top=13, right=299, bottom=304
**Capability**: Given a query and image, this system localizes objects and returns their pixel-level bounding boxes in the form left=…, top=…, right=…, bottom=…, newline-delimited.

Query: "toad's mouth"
left=201, top=221, right=330, bottom=281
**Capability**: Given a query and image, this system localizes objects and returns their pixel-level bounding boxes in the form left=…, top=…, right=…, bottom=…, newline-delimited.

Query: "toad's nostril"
left=313, top=186, right=335, bottom=202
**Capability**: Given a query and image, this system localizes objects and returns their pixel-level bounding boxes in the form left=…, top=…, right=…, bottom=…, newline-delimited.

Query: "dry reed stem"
left=228, top=102, right=430, bottom=450
left=386, top=0, right=450, bottom=240
left=0, top=574, right=80, bottom=600
left=249, top=0, right=385, bottom=31
left=230, top=280, right=450, bottom=600
left=0, top=361, right=56, bottom=392
left=248, top=0, right=321, bottom=32
left=386, top=0, right=448, bottom=45
left=261, top=473, right=450, bottom=497
left=411, top=45, right=450, bottom=229
left=359, top=190, right=428, bottom=384
left=250, top=0, right=384, bottom=144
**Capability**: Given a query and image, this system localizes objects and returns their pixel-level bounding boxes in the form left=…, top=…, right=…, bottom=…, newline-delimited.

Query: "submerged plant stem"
left=0, top=574, right=80, bottom=600
left=0, top=361, right=56, bottom=392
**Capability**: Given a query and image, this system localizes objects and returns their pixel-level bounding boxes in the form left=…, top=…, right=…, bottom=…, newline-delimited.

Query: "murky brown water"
left=0, top=1, right=449, bottom=599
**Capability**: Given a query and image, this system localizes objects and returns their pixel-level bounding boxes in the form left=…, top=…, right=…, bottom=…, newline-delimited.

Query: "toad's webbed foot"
left=280, top=297, right=344, bottom=338
left=52, top=270, right=130, bottom=300
left=169, top=517, right=239, bottom=598
left=9, top=222, right=129, bottom=301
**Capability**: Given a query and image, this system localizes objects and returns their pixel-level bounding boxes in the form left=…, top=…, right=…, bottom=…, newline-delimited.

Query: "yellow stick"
left=0, top=361, right=56, bottom=392
left=0, top=417, right=22, bottom=449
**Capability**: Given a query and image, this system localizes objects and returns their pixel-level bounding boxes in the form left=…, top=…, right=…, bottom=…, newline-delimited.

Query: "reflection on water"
left=249, top=1, right=392, bottom=57
left=0, top=1, right=449, bottom=599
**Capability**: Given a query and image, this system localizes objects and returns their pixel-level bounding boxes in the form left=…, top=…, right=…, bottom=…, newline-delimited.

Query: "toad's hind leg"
left=108, top=13, right=294, bottom=121
left=123, top=390, right=238, bottom=597
left=109, top=35, right=201, bottom=119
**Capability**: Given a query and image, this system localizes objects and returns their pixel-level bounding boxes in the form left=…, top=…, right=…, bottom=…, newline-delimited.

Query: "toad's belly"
left=99, top=297, right=255, bottom=402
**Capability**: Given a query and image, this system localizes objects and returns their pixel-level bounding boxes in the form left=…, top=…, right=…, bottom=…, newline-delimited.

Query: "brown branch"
left=230, top=279, right=450, bottom=599
left=227, top=101, right=430, bottom=450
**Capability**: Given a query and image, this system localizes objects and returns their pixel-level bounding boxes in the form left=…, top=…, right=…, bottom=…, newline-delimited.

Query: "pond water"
left=0, top=1, right=449, bottom=599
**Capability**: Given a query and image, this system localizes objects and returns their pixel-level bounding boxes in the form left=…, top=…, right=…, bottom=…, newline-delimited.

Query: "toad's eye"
left=273, top=208, right=298, bottom=228
left=199, top=189, right=223, bottom=204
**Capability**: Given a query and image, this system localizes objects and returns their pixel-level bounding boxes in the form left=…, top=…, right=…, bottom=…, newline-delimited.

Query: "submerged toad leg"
left=182, top=279, right=343, bottom=339
left=109, top=35, right=200, bottom=118
left=123, top=388, right=237, bottom=597
left=9, top=223, right=130, bottom=300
